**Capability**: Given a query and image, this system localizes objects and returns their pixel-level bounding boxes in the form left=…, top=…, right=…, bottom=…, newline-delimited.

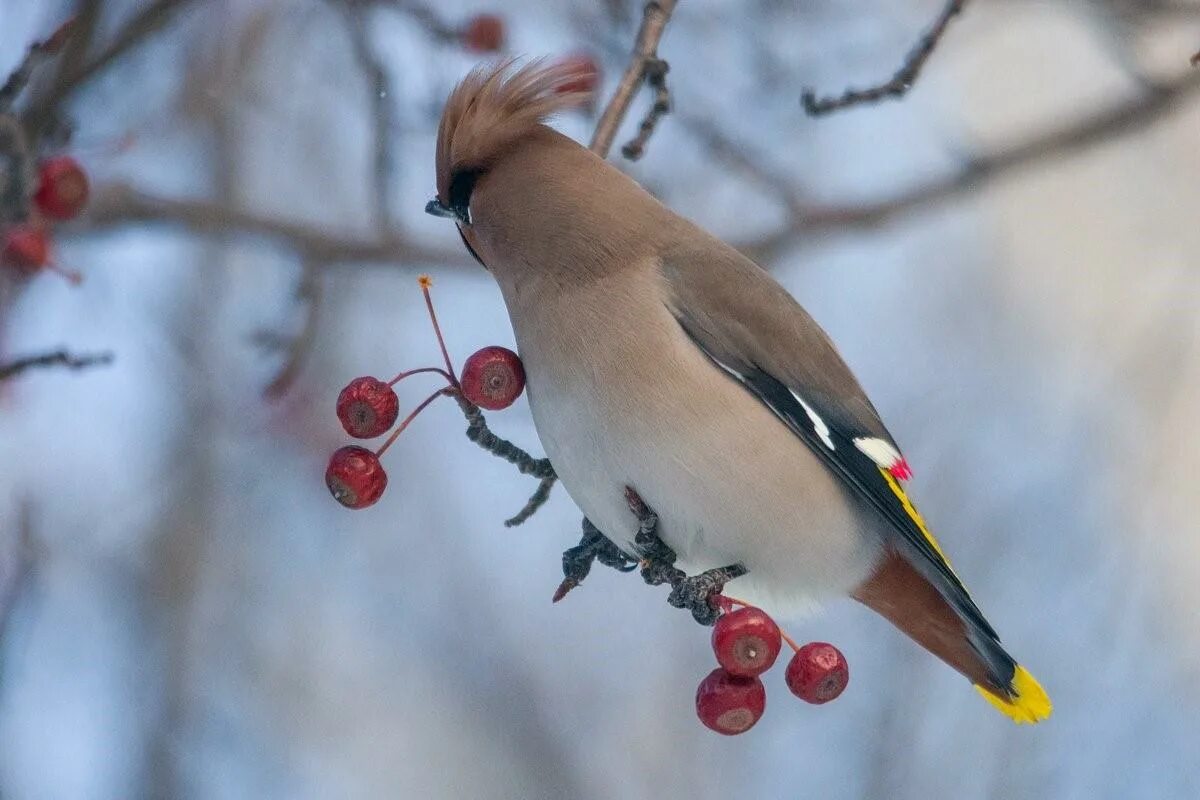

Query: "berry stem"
left=375, top=387, right=451, bottom=457
left=48, top=261, right=83, bottom=285
left=386, top=366, right=454, bottom=387
left=418, top=276, right=460, bottom=389
left=720, top=594, right=802, bottom=653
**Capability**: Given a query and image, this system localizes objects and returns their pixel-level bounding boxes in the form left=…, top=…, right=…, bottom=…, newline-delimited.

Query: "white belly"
left=507, top=275, right=883, bottom=616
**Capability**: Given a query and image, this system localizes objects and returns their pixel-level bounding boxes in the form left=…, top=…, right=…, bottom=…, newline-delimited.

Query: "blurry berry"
left=555, top=53, right=600, bottom=96
left=712, top=607, right=782, bottom=677
left=460, top=14, right=505, bottom=53
left=2, top=225, right=50, bottom=274
left=460, top=346, right=525, bottom=410
left=785, top=642, right=849, bottom=704
left=695, top=668, right=766, bottom=736
left=34, top=156, right=90, bottom=220
left=326, top=445, right=387, bottom=509
left=337, top=376, right=400, bottom=438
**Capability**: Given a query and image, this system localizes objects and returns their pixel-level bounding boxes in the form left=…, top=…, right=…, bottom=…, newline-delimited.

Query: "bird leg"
left=623, top=486, right=748, bottom=626
left=552, top=518, right=639, bottom=602
left=666, top=565, right=749, bottom=626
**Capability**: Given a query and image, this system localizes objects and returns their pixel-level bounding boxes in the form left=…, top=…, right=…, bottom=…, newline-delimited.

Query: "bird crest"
left=434, top=59, right=591, bottom=205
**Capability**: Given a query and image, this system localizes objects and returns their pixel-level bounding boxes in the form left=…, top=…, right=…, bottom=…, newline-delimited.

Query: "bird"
left=424, top=59, right=1050, bottom=724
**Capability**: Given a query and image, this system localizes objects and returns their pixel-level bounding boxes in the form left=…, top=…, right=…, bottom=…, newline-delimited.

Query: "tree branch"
left=739, top=69, right=1200, bottom=261
left=0, top=348, right=113, bottom=382
left=802, top=0, right=969, bottom=117
left=22, top=0, right=201, bottom=136
left=0, top=16, right=77, bottom=111
left=79, top=184, right=469, bottom=268
left=590, top=0, right=678, bottom=159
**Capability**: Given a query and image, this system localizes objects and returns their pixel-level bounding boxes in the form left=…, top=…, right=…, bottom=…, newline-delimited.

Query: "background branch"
left=80, top=184, right=469, bottom=268
left=740, top=68, right=1200, bottom=260
left=802, top=0, right=968, bottom=116
left=0, top=348, right=113, bottom=382
left=590, top=0, right=677, bottom=158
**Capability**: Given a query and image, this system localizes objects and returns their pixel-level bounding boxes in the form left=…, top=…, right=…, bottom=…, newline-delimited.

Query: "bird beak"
left=425, top=197, right=470, bottom=225
left=425, top=198, right=456, bottom=219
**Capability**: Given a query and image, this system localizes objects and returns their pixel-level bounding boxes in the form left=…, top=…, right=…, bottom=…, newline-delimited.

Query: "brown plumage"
left=434, top=59, right=589, bottom=204
left=853, top=549, right=999, bottom=691
left=428, top=61, right=1050, bottom=723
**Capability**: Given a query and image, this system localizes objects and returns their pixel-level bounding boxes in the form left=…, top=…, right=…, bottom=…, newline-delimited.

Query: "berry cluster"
left=1, top=155, right=88, bottom=283
left=696, top=599, right=849, bottom=735
left=326, top=276, right=526, bottom=509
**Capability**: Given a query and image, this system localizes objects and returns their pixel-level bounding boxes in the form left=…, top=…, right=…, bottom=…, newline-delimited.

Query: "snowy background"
left=1, top=0, right=1199, bottom=797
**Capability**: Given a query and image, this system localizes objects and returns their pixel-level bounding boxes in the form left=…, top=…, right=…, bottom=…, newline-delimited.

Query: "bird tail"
left=852, top=550, right=1052, bottom=724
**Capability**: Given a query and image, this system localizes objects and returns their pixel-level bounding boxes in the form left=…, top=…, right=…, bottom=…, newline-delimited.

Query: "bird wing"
left=658, top=241, right=1002, bottom=648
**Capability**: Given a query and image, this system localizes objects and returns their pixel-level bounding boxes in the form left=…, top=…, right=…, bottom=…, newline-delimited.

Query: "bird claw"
left=665, top=565, right=750, bottom=625
left=624, top=486, right=747, bottom=625
left=553, top=517, right=639, bottom=602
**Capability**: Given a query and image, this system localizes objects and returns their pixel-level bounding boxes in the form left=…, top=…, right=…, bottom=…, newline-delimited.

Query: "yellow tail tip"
left=975, top=665, right=1052, bottom=724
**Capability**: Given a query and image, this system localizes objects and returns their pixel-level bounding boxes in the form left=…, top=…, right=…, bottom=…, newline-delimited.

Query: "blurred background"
left=1, top=0, right=1199, bottom=797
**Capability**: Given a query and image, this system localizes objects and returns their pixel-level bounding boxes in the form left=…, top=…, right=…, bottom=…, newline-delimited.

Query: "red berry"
left=2, top=225, right=50, bottom=274
left=460, top=14, right=505, bottom=53
left=460, top=346, right=525, bottom=410
left=34, top=156, right=90, bottom=220
left=555, top=53, right=600, bottom=96
left=712, top=607, right=782, bottom=677
left=337, top=376, right=400, bottom=438
left=326, top=445, right=388, bottom=509
left=785, top=642, right=849, bottom=704
left=695, top=668, right=766, bottom=736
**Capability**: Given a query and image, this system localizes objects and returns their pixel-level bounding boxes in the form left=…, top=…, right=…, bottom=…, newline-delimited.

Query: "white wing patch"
left=854, top=437, right=902, bottom=469
left=791, top=391, right=835, bottom=450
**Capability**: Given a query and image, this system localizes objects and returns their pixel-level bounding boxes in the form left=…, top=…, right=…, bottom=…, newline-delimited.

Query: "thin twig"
left=368, top=0, right=459, bottom=42
left=620, top=57, right=671, bottom=161
left=79, top=183, right=469, bottom=268
left=590, top=0, right=678, bottom=159
left=0, top=348, right=113, bottom=382
left=0, top=115, right=34, bottom=224
left=0, top=504, right=34, bottom=645
left=677, top=111, right=807, bottom=219
left=262, top=260, right=323, bottom=399
left=0, top=16, right=77, bottom=111
left=23, top=0, right=201, bottom=136
left=337, top=2, right=397, bottom=234
left=504, top=476, right=556, bottom=527
left=802, top=0, right=968, bottom=116
left=452, top=393, right=558, bottom=525
left=740, top=69, right=1200, bottom=261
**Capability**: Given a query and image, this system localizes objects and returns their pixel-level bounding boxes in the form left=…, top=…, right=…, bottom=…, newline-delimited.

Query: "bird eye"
left=448, top=167, right=484, bottom=225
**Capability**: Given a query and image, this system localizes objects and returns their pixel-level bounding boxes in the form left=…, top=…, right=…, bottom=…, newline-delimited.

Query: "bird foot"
left=666, top=564, right=749, bottom=625
left=552, top=517, right=639, bottom=602
left=623, top=486, right=747, bottom=626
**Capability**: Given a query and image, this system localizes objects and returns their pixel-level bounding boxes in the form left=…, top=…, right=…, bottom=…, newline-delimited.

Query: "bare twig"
left=590, top=0, right=678, bottom=159
left=0, top=115, right=34, bottom=224
left=262, top=260, right=322, bottom=399
left=0, top=16, right=77, bottom=111
left=741, top=69, right=1200, bottom=260
left=620, top=57, right=671, bottom=161
left=0, top=348, right=113, bottom=382
left=23, top=0, right=201, bottom=136
left=504, top=476, right=556, bottom=528
left=336, top=1, right=398, bottom=234
left=452, top=393, right=558, bottom=525
left=677, top=111, right=806, bottom=219
left=0, top=505, right=34, bottom=645
left=80, top=184, right=469, bottom=268
left=802, top=0, right=968, bottom=116
left=368, top=0, right=459, bottom=42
